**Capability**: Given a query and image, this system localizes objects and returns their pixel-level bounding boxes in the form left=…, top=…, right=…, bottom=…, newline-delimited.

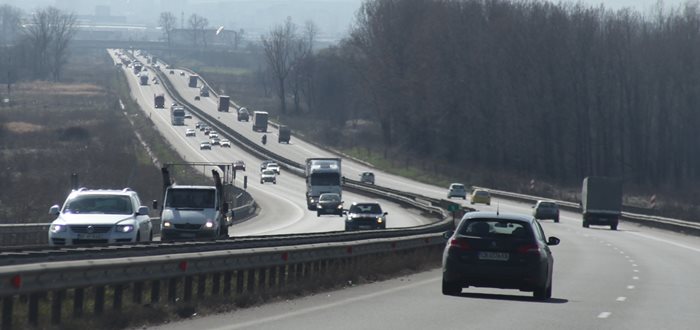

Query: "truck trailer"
left=188, top=74, right=199, bottom=88
left=218, top=95, right=230, bottom=112
left=253, top=111, right=269, bottom=132
left=581, top=176, right=622, bottom=230
left=305, top=158, right=342, bottom=210
left=154, top=94, right=165, bottom=108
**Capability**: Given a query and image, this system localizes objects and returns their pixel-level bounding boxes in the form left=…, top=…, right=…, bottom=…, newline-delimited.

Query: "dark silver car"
left=345, top=202, right=387, bottom=231
left=442, top=212, right=560, bottom=300
left=533, top=200, right=560, bottom=223
left=317, top=193, right=344, bottom=217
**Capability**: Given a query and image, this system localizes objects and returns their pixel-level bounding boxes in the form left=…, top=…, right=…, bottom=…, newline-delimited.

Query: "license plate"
left=359, top=225, right=373, bottom=229
left=478, top=251, right=509, bottom=261
left=77, top=233, right=103, bottom=240
left=179, top=233, right=196, bottom=238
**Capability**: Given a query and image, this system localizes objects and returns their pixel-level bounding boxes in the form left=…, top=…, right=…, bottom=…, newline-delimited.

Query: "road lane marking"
left=633, top=276, right=639, bottom=280
left=633, top=269, right=639, bottom=272
left=632, top=264, right=638, bottom=267
left=598, top=312, right=612, bottom=319
left=209, top=277, right=442, bottom=330
left=628, top=232, right=700, bottom=253
left=616, top=297, right=627, bottom=302
left=627, top=285, right=635, bottom=289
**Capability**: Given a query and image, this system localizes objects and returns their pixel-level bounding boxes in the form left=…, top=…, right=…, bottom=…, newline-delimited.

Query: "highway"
left=114, top=51, right=700, bottom=329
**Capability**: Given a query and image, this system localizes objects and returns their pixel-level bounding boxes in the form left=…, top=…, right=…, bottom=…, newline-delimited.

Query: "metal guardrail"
left=474, top=186, right=700, bottom=233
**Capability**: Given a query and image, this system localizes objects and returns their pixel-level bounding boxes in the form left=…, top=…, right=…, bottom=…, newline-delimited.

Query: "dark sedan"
left=316, top=193, right=344, bottom=217
left=345, top=202, right=387, bottom=230
left=441, top=212, right=560, bottom=300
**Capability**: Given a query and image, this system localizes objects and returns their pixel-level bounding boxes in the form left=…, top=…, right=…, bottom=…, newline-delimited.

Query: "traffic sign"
left=447, top=204, right=460, bottom=212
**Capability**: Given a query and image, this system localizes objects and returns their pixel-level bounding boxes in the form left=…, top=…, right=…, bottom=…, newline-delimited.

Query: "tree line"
left=0, top=5, right=76, bottom=83
left=259, top=0, right=700, bottom=190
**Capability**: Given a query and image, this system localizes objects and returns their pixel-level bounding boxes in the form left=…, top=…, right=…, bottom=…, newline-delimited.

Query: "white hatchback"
left=48, top=188, right=152, bottom=246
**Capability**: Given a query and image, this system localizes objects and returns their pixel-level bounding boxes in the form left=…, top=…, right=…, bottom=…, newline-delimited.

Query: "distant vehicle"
left=260, top=169, right=277, bottom=184
left=169, top=70, right=174, bottom=74
left=237, top=107, right=250, bottom=122
left=209, top=132, right=219, bottom=139
left=185, top=129, right=196, bottom=137
left=133, top=62, right=143, bottom=74
left=260, top=160, right=275, bottom=171
left=581, top=176, right=622, bottom=230
left=194, top=96, right=200, bottom=101
left=210, top=137, right=221, bottom=146
left=316, top=193, right=344, bottom=217
left=253, top=111, right=269, bottom=132
left=195, top=121, right=204, bottom=129
left=265, top=162, right=280, bottom=175
left=305, top=158, right=342, bottom=210
left=139, top=73, right=149, bottom=85
left=184, top=112, right=192, bottom=119
left=199, top=141, right=211, bottom=150
left=180, top=71, right=185, bottom=76
left=447, top=183, right=467, bottom=199
left=360, top=172, right=375, bottom=185
left=48, top=188, right=153, bottom=246
left=533, top=200, right=560, bottom=223
left=233, top=161, right=246, bottom=171
left=441, top=212, right=560, bottom=300
left=218, top=95, right=230, bottom=112
left=188, top=74, right=199, bottom=87
left=470, top=189, right=491, bottom=205
left=200, top=125, right=209, bottom=132
left=154, top=93, right=165, bottom=108
left=220, top=139, right=231, bottom=147
left=200, top=87, right=210, bottom=97
left=278, top=125, right=291, bottom=143
left=170, top=105, right=185, bottom=126
left=204, top=128, right=211, bottom=135
left=345, top=202, right=387, bottom=231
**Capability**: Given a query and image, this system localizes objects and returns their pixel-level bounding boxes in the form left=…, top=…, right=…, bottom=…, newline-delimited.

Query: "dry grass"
left=14, top=81, right=105, bottom=96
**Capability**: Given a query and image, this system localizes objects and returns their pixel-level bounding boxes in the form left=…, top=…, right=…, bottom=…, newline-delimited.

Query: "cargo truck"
left=218, top=95, right=230, bottom=112
left=133, top=62, right=143, bottom=74
left=278, top=125, right=291, bottom=143
left=581, top=176, right=622, bottom=230
left=139, top=73, right=149, bottom=85
left=154, top=163, right=234, bottom=241
left=154, top=93, right=165, bottom=108
left=170, top=105, right=186, bottom=125
left=305, top=158, right=342, bottom=210
left=188, top=74, right=199, bottom=88
left=253, top=111, right=269, bottom=132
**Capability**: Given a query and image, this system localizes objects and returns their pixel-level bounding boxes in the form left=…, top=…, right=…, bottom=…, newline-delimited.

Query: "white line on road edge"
left=210, top=277, right=442, bottom=330
left=616, top=297, right=627, bottom=302
left=633, top=269, right=639, bottom=273
left=598, top=312, right=612, bottom=319
left=628, top=232, right=700, bottom=253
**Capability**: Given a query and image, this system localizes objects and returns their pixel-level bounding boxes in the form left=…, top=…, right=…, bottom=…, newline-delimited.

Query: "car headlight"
left=162, top=221, right=172, bottom=228
left=116, top=224, right=135, bottom=233
left=205, top=220, right=215, bottom=229
left=337, top=204, right=343, bottom=209
left=377, top=217, right=383, bottom=223
left=50, top=224, right=67, bottom=233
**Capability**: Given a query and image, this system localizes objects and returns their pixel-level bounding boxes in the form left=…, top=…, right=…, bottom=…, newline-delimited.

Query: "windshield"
left=165, top=189, right=215, bottom=208
left=320, top=194, right=340, bottom=202
left=459, top=219, right=533, bottom=239
left=64, top=195, right=133, bottom=215
left=310, top=173, right=340, bottom=186
left=173, top=109, right=185, bottom=116
left=349, top=204, right=382, bottom=214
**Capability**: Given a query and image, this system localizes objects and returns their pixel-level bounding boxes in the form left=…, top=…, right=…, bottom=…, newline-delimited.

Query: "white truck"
left=155, top=163, right=235, bottom=241
left=305, top=158, right=342, bottom=210
left=581, top=176, right=622, bottom=230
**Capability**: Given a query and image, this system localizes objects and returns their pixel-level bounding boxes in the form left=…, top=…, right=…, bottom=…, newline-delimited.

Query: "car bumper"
left=443, top=259, right=547, bottom=290
left=161, top=228, right=218, bottom=240
left=49, top=232, right=136, bottom=246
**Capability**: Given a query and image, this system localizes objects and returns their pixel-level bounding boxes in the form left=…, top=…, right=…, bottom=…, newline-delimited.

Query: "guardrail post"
left=223, top=272, right=232, bottom=295
left=2, top=296, right=13, bottom=330
left=113, top=284, right=123, bottom=311
left=94, top=286, right=105, bottom=315
left=197, top=275, right=206, bottom=298
left=258, top=269, right=267, bottom=291
left=184, top=276, right=193, bottom=302
left=28, top=293, right=40, bottom=326
left=295, top=263, right=303, bottom=282
left=73, top=288, right=84, bottom=317
left=51, top=290, right=64, bottom=325
left=269, top=267, right=278, bottom=289
left=236, top=271, right=244, bottom=294
left=279, top=265, right=287, bottom=288
left=168, top=278, right=178, bottom=303
left=212, top=273, right=221, bottom=295
left=246, top=269, right=256, bottom=293
left=133, top=282, right=143, bottom=304
left=151, top=280, right=160, bottom=303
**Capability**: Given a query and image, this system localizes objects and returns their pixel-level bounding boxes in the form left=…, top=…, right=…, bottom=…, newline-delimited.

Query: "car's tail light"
left=449, top=238, right=471, bottom=251
left=516, top=244, right=541, bottom=254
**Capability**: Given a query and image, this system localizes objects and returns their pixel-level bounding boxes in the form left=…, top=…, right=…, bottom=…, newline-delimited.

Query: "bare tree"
left=261, top=17, right=297, bottom=114
left=159, top=12, right=177, bottom=47
left=188, top=14, right=209, bottom=48
left=0, top=5, right=22, bottom=46
left=47, top=7, right=76, bottom=81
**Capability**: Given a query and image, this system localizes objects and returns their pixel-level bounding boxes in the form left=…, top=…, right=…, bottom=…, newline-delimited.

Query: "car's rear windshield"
left=475, top=190, right=489, bottom=196
left=64, top=195, right=133, bottom=215
left=166, top=189, right=215, bottom=208
left=451, top=184, right=464, bottom=189
left=459, top=219, right=532, bottom=239
left=349, top=204, right=382, bottom=214
left=539, top=202, right=557, bottom=208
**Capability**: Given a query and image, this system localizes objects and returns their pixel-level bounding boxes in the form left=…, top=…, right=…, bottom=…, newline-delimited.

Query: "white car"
left=447, top=183, right=467, bottom=199
left=209, top=132, right=219, bottom=139
left=185, top=129, right=196, bottom=137
left=260, top=169, right=277, bottom=184
left=265, top=163, right=281, bottom=175
left=220, top=139, right=231, bottom=147
left=48, top=188, right=152, bottom=246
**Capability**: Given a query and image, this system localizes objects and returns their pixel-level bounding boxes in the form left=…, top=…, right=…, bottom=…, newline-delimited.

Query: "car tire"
left=583, top=220, right=589, bottom=228
left=442, top=280, right=461, bottom=296
left=135, top=231, right=141, bottom=243
left=463, top=196, right=466, bottom=200
left=149, top=230, right=153, bottom=242
left=487, top=202, right=491, bottom=206
left=534, top=284, right=551, bottom=301
left=554, top=217, right=560, bottom=223
left=317, top=212, right=321, bottom=217
left=471, top=201, right=475, bottom=205
left=611, top=223, right=618, bottom=230
left=260, top=180, right=263, bottom=184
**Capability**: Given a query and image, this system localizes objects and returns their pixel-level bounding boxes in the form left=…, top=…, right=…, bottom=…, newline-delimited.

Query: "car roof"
left=351, top=202, right=380, bottom=206
left=68, top=188, right=136, bottom=197
left=461, top=211, right=534, bottom=223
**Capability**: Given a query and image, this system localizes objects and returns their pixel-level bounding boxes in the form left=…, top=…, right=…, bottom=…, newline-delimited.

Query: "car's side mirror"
left=49, top=205, right=60, bottom=216
left=137, top=206, right=149, bottom=215
left=547, top=237, right=560, bottom=246
left=443, top=230, right=454, bottom=239
left=383, top=212, right=388, bottom=216
left=152, top=200, right=158, bottom=210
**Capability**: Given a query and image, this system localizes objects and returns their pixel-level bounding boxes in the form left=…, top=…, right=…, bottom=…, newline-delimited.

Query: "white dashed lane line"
left=598, top=312, right=612, bottom=319
left=616, top=297, right=627, bottom=302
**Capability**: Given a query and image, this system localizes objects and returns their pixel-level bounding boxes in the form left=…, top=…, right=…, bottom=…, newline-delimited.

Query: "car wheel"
left=317, top=212, right=321, bottom=217
left=583, top=220, right=589, bottom=228
left=611, top=223, right=618, bottom=230
left=534, top=284, right=550, bottom=300
left=149, top=230, right=153, bottom=241
left=487, top=202, right=491, bottom=206
left=463, top=196, right=466, bottom=200
left=135, top=231, right=141, bottom=243
left=470, top=201, right=475, bottom=205
left=442, top=280, right=461, bottom=296
left=554, top=217, right=560, bottom=223
left=273, top=181, right=276, bottom=184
